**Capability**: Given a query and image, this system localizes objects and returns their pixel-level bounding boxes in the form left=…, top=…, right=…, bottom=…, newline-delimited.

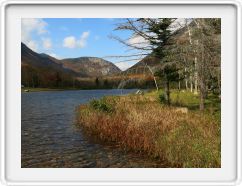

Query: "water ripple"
left=22, top=89, right=167, bottom=168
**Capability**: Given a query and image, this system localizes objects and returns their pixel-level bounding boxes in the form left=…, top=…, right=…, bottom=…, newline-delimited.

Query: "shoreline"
left=21, top=88, right=70, bottom=92
left=76, top=90, right=221, bottom=168
left=21, top=87, right=140, bottom=93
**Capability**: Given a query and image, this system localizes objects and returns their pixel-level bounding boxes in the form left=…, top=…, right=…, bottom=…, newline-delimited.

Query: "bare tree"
left=111, top=18, right=220, bottom=110
left=111, top=18, right=177, bottom=95
left=188, top=18, right=221, bottom=110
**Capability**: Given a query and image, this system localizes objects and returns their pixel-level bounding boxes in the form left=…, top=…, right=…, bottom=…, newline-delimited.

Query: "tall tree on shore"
left=113, top=18, right=220, bottom=110
left=143, top=18, right=180, bottom=104
left=113, top=18, right=177, bottom=102
left=155, top=64, right=180, bottom=105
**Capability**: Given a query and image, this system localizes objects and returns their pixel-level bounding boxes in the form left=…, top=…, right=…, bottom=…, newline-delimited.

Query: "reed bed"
left=76, top=92, right=220, bottom=168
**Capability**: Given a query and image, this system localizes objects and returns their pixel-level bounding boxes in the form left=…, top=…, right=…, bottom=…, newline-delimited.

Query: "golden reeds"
left=77, top=93, right=221, bottom=168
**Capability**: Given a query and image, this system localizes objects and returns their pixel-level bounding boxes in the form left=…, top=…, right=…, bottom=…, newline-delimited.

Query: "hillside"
left=21, top=43, right=121, bottom=88
left=60, top=57, right=121, bottom=77
left=21, top=43, right=74, bottom=74
left=21, top=43, right=77, bottom=88
left=124, top=56, right=161, bottom=75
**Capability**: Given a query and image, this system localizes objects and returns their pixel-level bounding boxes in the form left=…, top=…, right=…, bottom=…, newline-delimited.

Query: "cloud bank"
left=21, top=18, right=49, bottom=51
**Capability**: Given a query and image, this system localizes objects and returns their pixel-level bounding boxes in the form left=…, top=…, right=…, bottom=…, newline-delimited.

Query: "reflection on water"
left=22, top=89, right=167, bottom=168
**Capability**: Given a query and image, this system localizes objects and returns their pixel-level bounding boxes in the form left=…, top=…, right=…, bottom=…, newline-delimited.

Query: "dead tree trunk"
left=145, top=63, right=159, bottom=91
left=194, top=19, right=207, bottom=111
left=194, top=42, right=198, bottom=94
left=186, top=21, right=198, bottom=94
left=190, top=75, right=193, bottom=92
left=185, top=67, right=188, bottom=90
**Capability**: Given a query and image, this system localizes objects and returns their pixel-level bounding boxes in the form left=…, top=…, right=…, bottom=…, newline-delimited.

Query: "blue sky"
left=21, top=18, right=141, bottom=70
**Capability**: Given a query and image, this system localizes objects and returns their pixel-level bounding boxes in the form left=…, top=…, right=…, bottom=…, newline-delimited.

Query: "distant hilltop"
left=60, top=56, right=121, bottom=77
left=21, top=42, right=161, bottom=89
left=21, top=42, right=121, bottom=78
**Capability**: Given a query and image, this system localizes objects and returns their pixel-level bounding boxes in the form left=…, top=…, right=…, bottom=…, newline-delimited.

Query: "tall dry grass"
left=77, top=93, right=220, bottom=168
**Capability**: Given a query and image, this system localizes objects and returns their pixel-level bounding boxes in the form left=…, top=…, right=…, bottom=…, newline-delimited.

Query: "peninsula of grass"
left=76, top=90, right=221, bottom=168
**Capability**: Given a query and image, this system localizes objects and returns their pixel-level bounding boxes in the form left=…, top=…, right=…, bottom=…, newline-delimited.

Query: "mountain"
left=124, top=56, right=161, bottom=75
left=21, top=43, right=79, bottom=88
left=21, top=43, right=76, bottom=75
left=60, top=57, right=121, bottom=77
left=21, top=43, right=121, bottom=88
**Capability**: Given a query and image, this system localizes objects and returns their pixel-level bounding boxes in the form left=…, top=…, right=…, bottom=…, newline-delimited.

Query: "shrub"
left=89, top=97, right=114, bottom=113
left=158, top=92, right=166, bottom=104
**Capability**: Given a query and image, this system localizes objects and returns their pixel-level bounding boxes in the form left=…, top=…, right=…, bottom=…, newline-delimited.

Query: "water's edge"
left=22, top=89, right=166, bottom=168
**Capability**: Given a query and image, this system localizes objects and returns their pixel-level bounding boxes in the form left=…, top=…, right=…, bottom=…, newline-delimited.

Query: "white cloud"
left=115, top=61, right=137, bottom=71
left=63, top=36, right=76, bottom=48
left=128, top=35, right=149, bottom=48
left=81, top=31, right=90, bottom=39
left=63, top=31, right=90, bottom=49
left=42, top=38, right=52, bottom=49
left=78, top=31, right=90, bottom=48
left=21, top=18, right=48, bottom=41
left=26, top=40, right=39, bottom=51
left=21, top=18, right=48, bottom=52
left=170, top=18, right=192, bottom=32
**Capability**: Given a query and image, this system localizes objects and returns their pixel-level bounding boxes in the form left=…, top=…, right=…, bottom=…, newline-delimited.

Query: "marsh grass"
left=77, top=90, right=221, bottom=168
left=89, top=97, right=115, bottom=113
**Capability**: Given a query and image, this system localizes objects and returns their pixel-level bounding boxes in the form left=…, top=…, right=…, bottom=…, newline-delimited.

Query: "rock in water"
left=135, top=90, right=144, bottom=95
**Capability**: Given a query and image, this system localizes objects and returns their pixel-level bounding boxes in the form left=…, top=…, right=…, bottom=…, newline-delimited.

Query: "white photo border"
left=0, top=0, right=241, bottom=185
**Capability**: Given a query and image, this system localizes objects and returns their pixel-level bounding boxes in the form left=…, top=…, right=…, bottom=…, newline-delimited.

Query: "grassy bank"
left=76, top=90, right=221, bottom=168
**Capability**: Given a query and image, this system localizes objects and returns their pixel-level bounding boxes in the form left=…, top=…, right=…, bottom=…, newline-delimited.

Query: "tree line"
left=21, top=64, right=155, bottom=89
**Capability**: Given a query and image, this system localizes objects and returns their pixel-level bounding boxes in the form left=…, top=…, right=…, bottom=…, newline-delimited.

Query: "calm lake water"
left=21, top=89, right=167, bottom=168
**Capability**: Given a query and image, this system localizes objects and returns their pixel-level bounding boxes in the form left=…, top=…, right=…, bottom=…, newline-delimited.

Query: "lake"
left=21, top=89, right=167, bottom=168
